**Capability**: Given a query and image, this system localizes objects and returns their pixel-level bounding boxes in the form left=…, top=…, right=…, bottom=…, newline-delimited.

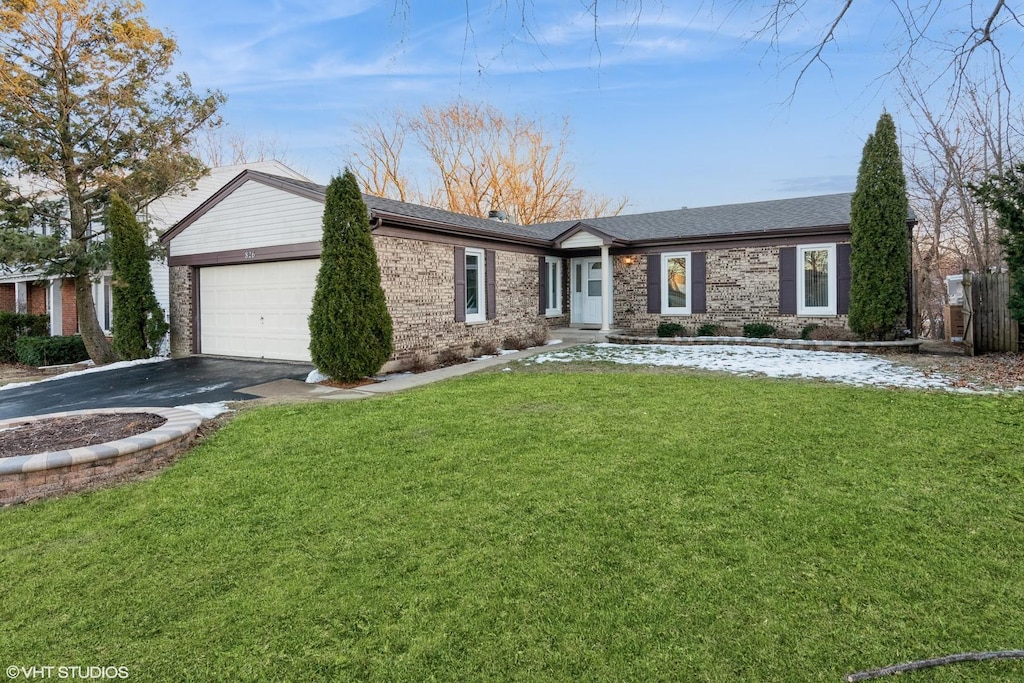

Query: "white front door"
left=570, top=257, right=605, bottom=326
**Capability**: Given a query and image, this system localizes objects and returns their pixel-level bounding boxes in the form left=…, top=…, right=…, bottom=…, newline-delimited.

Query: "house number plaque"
left=243, top=250, right=257, bottom=260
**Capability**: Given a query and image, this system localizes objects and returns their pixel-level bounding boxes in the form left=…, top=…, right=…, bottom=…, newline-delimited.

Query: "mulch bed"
left=0, top=413, right=167, bottom=459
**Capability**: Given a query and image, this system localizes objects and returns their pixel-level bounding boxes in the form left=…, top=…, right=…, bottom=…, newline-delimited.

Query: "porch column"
left=600, top=244, right=610, bottom=332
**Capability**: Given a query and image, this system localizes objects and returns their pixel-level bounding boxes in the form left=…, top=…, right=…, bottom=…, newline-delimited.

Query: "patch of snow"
left=546, top=339, right=563, bottom=345
left=502, top=367, right=512, bottom=372
left=498, top=349, right=519, bottom=356
left=527, top=343, right=963, bottom=391
left=175, top=402, right=232, bottom=419
left=0, top=355, right=169, bottom=392
left=305, top=369, right=329, bottom=384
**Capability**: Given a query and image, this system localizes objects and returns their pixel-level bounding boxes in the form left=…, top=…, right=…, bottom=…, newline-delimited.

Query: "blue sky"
left=143, top=1, right=994, bottom=214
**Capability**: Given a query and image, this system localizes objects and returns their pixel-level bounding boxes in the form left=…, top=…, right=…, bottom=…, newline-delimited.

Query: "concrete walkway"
left=237, top=338, right=590, bottom=403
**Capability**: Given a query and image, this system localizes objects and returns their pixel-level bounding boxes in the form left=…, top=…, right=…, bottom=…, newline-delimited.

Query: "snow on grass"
left=0, top=356, right=169, bottom=392
left=527, top=343, right=960, bottom=391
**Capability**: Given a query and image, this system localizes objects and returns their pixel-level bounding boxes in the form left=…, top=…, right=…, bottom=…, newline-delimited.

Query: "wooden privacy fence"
left=962, top=271, right=1020, bottom=355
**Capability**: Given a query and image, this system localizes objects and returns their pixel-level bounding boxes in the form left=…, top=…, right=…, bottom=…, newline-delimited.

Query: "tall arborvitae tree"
left=309, top=169, right=393, bottom=381
left=109, top=193, right=168, bottom=360
left=848, top=113, right=912, bottom=340
left=972, top=164, right=1024, bottom=323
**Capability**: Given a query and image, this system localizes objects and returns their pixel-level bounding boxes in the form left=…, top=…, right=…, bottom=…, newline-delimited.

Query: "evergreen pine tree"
left=847, top=112, right=911, bottom=340
left=309, top=169, right=394, bottom=381
left=972, top=164, right=1024, bottom=324
left=109, top=193, right=169, bottom=360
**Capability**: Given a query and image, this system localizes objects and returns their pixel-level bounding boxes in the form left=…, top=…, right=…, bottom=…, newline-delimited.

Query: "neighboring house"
left=0, top=161, right=309, bottom=340
left=160, top=170, right=916, bottom=369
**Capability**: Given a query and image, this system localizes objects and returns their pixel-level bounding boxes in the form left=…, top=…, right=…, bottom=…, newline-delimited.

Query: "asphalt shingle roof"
left=251, top=172, right=915, bottom=246
left=533, top=193, right=864, bottom=242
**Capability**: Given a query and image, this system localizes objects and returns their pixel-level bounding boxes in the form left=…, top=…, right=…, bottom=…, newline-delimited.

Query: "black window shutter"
left=538, top=256, right=547, bottom=314
left=647, top=254, right=661, bottom=314
left=454, top=247, right=466, bottom=322
left=837, top=243, right=852, bottom=315
left=779, top=246, right=796, bottom=315
left=692, top=252, right=707, bottom=314
left=485, top=250, right=497, bottom=320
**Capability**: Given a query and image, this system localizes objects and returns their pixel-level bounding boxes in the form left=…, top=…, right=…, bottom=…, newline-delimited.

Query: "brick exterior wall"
left=27, top=283, right=47, bottom=315
left=614, top=247, right=849, bottom=336
left=168, top=237, right=557, bottom=364
left=374, top=235, right=551, bottom=364
left=168, top=266, right=193, bottom=357
left=0, top=284, right=13, bottom=312
left=61, top=279, right=78, bottom=336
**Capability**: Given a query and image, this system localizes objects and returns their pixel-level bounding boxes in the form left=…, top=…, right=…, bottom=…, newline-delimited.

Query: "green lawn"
left=2, top=372, right=1023, bottom=681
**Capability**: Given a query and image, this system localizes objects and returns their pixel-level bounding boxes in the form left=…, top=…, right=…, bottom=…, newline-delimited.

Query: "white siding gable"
left=561, top=231, right=605, bottom=249
left=170, top=180, right=324, bottom=256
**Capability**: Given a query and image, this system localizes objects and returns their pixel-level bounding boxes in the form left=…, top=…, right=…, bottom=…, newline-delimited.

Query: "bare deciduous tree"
left=351, top=100, right=626, bottom=223
left=899, top=68, right=1022, bottom=336
left=192, top=127, right=291, bottom=168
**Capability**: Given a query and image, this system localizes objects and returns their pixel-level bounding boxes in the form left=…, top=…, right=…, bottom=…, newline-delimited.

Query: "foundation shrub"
left=742, top=322, right=777, bottom=339
left=0, top=312, right=49, bottom=363
left=806, top=325, right=859, bottom=341
left=503, top=335, right=527, bottom=351
left=402, top=353, right=435, bottom=373
left=471, top=339, right=500, bottom=357
left=15, top=334, right=89, bottom=366
left=526, top=326, right=549, bottom=348
left=436, top=348, right=468, bottom=367
left=656, top=322, right=685, bottom=338
left=697, top=323, right=724, bottom=336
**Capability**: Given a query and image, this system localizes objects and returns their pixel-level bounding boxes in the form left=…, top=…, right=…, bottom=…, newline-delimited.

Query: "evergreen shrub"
left=656, top=322, right=685, bottom=337
left=0, top=312, right=49, bottom=363
left=15, top=334, right=89, bottom=366
left=742, top=322, right=777, bottom=338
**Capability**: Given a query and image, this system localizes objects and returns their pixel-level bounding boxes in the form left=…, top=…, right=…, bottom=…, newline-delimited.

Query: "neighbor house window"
left=545, top=257, right=562, bottom=315
left=797, top=243, right=837, bottom=316
left=661, top=252, right=691, bottom=315
left=465, top=247, right=486, bottom=323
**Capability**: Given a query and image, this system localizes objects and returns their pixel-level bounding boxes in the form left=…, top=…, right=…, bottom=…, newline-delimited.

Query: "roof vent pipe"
left=488, top=210, right=508, bottom=222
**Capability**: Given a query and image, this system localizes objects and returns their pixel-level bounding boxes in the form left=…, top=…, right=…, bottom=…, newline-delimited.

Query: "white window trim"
left=796, top=243, right=837, bottom=316
left=465, top=247, right=486, bottom=324
left=661, top=251, right=692, bottom=315
left=545, top=256, right=562, bottom=316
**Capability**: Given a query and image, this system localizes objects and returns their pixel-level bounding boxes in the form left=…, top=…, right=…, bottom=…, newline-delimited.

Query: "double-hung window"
left=661, top=251, right=691, bottom=315
left=545, top=257, right=562, bottom=315
left=464, top=247, right=486, bottom=323
left=797, top=243, right=837, bottom=316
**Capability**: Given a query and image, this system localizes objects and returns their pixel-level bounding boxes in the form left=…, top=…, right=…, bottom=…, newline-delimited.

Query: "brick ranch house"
left=159, top=169, right=916, bottom=370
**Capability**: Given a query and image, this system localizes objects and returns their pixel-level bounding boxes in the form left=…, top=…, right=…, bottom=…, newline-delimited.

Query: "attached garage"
left=199, top=260, right=320, bottom=362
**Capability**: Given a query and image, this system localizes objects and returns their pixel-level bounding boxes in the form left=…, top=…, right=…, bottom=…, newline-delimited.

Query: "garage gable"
left=168, top=177, right=325, bottom=260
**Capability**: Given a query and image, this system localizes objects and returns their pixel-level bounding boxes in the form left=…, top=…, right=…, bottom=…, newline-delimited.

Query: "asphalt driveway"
left=0, top=357, right=313, bottom=420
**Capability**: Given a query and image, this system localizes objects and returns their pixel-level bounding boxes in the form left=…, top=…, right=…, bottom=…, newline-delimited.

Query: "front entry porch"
left=568, top=249, right=613, bottom=331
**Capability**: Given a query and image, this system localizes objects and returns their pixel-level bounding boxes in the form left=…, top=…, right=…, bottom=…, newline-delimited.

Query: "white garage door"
left=199, top=260, right=320, bottom=362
